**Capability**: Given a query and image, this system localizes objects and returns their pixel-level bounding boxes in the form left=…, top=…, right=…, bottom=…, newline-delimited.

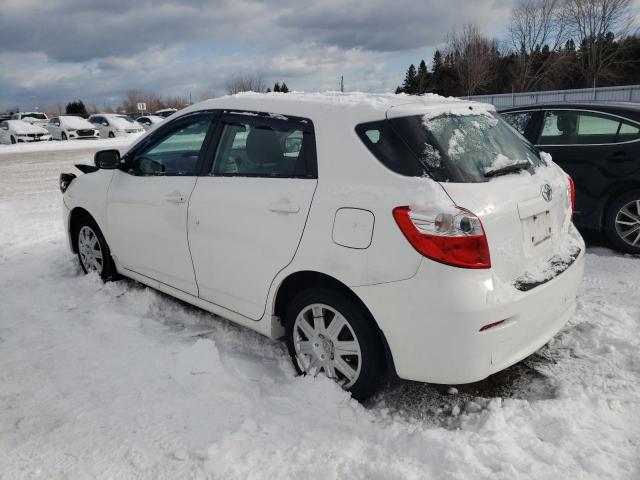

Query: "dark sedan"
left=500, top=102, right=640, bottom=253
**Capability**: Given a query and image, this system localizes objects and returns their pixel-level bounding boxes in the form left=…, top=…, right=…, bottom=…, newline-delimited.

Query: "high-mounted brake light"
left=393, top=206, right=491, bottom=269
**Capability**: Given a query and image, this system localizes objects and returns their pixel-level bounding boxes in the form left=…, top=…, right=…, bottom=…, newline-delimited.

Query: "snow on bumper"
left=353, top=237, right=585, bottom=384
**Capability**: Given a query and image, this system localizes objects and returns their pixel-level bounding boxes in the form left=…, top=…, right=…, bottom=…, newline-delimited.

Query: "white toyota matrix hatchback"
left=60, top=93, right=585, bottom=400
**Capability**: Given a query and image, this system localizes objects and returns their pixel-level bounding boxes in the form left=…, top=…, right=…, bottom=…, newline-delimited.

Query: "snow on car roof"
left=186, top=92, right=493, bottom=122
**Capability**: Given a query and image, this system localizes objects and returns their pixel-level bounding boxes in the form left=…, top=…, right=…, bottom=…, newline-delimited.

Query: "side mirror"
left=94, top=149, right=120, bottom=169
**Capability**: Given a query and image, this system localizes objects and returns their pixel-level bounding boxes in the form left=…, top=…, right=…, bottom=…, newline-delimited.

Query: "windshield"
left=389, top=113, right=542, bottom=182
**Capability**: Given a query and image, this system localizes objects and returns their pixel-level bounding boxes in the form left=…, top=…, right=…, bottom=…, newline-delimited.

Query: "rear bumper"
left=353, top=233, right=585, bottom=384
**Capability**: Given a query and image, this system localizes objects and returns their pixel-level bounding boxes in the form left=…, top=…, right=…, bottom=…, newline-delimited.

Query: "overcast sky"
left=0, top=0, right=518, bottom=111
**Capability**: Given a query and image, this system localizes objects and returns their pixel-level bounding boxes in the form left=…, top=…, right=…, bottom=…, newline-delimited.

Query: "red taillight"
left=392, top=206, right=491, bottom=269
left=568, top=176, right=575, bottom=218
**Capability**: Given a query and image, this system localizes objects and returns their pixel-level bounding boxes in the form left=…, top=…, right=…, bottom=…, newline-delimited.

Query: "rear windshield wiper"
left=484, top=161, right=531, bottom=178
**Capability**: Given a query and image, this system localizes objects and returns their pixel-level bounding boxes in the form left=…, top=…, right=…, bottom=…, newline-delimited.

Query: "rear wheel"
left=285, top=287, right=385, bottom=401
left=74, top=216, right=116, bottom=280
left=604, top=190, right=640, bottom=254
left=61, top=132, right=67, bottom=141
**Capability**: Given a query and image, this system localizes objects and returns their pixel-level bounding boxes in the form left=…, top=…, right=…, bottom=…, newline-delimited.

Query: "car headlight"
left=68, top=128, right=77, bottom=132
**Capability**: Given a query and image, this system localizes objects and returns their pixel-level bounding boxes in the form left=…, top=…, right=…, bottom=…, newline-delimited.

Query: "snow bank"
left=0, top=134, right=141, bottom=155
left=0, top=145, right=638, bottom=479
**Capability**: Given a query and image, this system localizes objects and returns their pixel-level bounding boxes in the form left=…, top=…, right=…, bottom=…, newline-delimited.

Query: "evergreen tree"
left=280, top=82, right=289, bottom=93
left=402, top=64, right=418, bottom=94
left=66, top=100, right=87, bottom=116
left=273, top=82, right=281, bottom=92
left=417, top=59, right=431, bottom=94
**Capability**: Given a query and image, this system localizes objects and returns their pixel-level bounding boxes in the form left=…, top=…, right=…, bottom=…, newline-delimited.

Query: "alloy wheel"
left=293, top=303, right=362, bottom=388
left=614, top=199, right=640, bottom=248
left=78, top=226, right=104, bottom=274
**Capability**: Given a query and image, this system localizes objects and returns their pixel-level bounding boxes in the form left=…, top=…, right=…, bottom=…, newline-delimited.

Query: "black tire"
left=604, top=190, right=640, bottom=254
left=73, top=215, right=116, bottom=280
left=285, top=286, right=386, bottom=401
left=10, top=136, right=16, bottom=144
left=61, top=132, right=67, bottom=141
left=108, top=131, right=115, bottom=138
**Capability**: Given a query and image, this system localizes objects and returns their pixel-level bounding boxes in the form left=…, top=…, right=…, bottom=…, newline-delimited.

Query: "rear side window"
left=617, top=119, right=640, bottom=142
left=355, top=120, right=436, bottom=178
left=210, top=114, right=316, bottom=178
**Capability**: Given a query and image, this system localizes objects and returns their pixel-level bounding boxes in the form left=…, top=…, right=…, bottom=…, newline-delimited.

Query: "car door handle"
left=166, top=192, right=187, bottom=203
left=268, top=200, right=300, bottom=214
left=609, top=151, right=630, bottom=162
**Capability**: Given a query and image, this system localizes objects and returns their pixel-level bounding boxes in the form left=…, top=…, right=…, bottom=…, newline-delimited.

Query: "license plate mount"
left=527, top=211, right=552, bottom=246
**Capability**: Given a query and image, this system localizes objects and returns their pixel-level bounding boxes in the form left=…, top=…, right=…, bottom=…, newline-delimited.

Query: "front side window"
left=501, top=111, right=533, bottom=136
left=210, top=115, right=315, bottom=178
left=128, top=116, right=212, bottom=176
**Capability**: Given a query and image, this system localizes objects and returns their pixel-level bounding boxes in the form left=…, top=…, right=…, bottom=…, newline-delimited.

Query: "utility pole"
left=340, top=76, right=344, bottom=93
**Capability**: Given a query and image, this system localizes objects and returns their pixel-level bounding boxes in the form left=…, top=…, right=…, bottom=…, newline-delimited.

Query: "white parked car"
left=60, top=93, right=585, bottom=400
left=87, top=114, right=144, bottom=138
left=154, top=108, right=177, bottom=118
left=11, top=111, right=49, bottom=127
left=135, top=115, right=164, bottom=131
left=0, top=119, right=52, bottom=144
left=45, top=116, right=100, bottom=140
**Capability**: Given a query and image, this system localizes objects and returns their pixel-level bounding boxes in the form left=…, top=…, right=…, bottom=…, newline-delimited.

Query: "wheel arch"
left=597, top=181, right=640, bottom=229
left=68, top=207, right=105, bottom=253
left=272, top=270, right=398, bottom=380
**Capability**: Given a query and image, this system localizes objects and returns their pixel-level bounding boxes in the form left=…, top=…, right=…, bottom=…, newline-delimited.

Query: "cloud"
left=0, top=0, right=515, bottom=109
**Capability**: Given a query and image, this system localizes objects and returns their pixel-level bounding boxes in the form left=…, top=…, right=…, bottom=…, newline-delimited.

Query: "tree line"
left=396, top=0, right=639, bottom=97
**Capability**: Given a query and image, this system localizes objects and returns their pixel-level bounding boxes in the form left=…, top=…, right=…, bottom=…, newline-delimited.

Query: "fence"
left=464, top=84, right=640, bottom=109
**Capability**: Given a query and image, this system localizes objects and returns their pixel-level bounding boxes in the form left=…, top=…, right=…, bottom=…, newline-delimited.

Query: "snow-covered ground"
left=0, top=141, right=639, bottom=479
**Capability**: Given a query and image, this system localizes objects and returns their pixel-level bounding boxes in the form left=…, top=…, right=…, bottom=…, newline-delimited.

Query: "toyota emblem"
left=541, top=184, right=553, bottom=202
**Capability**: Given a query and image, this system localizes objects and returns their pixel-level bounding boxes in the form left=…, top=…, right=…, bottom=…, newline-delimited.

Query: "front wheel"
left=604, top=190, right=640, bottom=254
left=108, top=131, right=115, bottom=138
left=74, top=216, right=116, bottom=280
left=10, top=136, right=16, bottom=144
left=61, top=132, right=67, bottom=141
left=285, top=287, right=385, bottom=401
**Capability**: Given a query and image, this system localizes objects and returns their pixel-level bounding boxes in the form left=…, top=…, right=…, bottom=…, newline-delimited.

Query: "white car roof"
left=181, top=92, right=493, bottom=123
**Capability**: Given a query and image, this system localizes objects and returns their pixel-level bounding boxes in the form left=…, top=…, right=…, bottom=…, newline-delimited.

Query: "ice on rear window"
left=421, top=112, right=540, bottom=181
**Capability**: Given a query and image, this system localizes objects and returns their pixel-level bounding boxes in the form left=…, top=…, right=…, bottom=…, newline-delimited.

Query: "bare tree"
left=508, top=0, right=569, bottom=91
left=224, top=74, right=266, bottom=95
left=199, top=89, right=216, bottom=101
left=121, top=89, right=164, bottom=113
left=564, top=0, right=634, bottom=86
left=446, top=24, right=499, bottom=96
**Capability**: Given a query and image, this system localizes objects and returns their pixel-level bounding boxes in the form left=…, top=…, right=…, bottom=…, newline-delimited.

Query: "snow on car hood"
left=62, top=116, right=94, bottom=129
left=7, top=120, right=48, bottom=134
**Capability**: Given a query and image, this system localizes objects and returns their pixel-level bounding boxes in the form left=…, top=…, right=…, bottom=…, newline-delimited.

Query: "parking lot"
left=0, top=141, right=638, bottom=479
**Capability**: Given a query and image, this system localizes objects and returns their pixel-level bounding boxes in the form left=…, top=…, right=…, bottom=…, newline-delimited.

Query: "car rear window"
left=356, top=112, right=542, bottom=183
